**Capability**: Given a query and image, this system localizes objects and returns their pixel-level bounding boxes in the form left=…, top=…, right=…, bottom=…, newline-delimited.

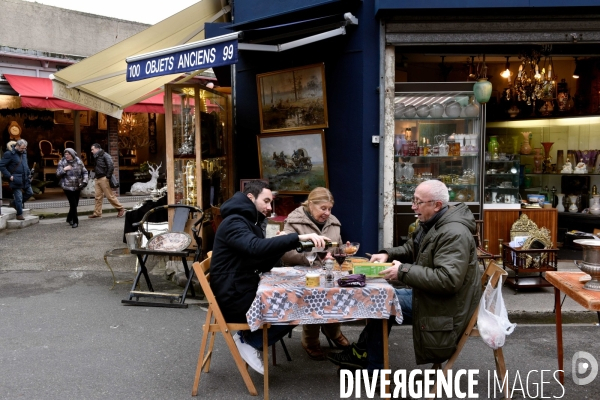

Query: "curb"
left=31, top=208, right=120, bottom=219
left=508, top=310, right=599, bottom=325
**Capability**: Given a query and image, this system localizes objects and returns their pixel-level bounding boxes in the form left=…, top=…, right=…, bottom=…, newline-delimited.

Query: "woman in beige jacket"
left=281, top=187, right=350, bottom=360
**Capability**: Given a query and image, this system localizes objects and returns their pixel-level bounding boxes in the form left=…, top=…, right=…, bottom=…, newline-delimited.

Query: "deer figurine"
left=130, top=162, right=162, bottom=194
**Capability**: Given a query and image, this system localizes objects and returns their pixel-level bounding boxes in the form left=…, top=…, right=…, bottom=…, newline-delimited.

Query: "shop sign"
left=126, top=36, right=238, bottom=82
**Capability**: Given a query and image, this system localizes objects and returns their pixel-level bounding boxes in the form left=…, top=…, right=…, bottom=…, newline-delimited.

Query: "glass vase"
left=533, top=148, right=543, bottom=174
left=520, top=132, right=532, bottom=155
left=488, top=136, right=499, bottom=161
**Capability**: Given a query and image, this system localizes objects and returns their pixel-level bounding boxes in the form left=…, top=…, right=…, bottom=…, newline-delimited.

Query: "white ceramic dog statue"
left=130, top=162, right=162, bottom=195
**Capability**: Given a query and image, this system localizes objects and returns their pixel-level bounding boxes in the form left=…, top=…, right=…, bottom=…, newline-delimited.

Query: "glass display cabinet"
left=165, top=84, right=232, bottom=221
left=483, top=156, right=521, bottom=209
left=393, top=82, right=484, bottom=245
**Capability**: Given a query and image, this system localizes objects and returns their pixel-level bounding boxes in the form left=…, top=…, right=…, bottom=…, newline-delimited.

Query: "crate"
left=502, top=244, right=558, bottom=291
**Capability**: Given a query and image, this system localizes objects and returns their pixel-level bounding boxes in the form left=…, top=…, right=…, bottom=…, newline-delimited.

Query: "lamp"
left=573, top=57, right=581, bottom=79
left=473, top=55, right=492, bottom=104
left=500, top=56, right=511, bottom=79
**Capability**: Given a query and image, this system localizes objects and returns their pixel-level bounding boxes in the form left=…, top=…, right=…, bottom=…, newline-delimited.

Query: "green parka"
left=383, top=202, right=481, bottom=365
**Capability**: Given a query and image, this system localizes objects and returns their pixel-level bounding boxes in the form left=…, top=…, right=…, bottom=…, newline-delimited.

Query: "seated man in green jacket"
left=328, top=180, right=481, bottom=373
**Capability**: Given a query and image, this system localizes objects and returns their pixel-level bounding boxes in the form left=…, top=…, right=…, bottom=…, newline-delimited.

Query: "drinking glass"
left=332, top=247, right=347, bottom=269
left=344, top=242, right=360, bottom=257
left=314, top=247, right=327, bottom=268
left=305, top=252, right=317, bottom=268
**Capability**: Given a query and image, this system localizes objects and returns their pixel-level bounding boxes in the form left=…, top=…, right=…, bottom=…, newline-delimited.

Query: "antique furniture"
left=430, top=261, right=509, bottom=399
left=121, top=204, right=204, bottom=308
left=483, top=208, right=558, bottom=255
left=393, top=82, right=483, bottom=245
left=546, top=271, right=600, bottom=384
left=39, top=139, right=60, bottom=180
left=502, top=222, right=558, bottom=291
left=164, top=83, right=233, bottom=216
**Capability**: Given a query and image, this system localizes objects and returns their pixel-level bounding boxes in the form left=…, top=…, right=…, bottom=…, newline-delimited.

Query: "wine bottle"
left=296, top=240, right=338, bottom=253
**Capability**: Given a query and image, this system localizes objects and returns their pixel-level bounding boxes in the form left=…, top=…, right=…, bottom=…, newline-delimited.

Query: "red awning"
left=4, top=74, right=167, bottom=114
left=4, top=74, right=88, bottom=110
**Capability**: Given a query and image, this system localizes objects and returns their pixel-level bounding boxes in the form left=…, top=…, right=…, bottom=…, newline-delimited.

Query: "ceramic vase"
left=533, top=148, right=543, bottom=173
left=473, top=78, right=492, bottom=104
left=520, top=132, right=532, bottom=155
left=556, top=194, right=565, bottom=212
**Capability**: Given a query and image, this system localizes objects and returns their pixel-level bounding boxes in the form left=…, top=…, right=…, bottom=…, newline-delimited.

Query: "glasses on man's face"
left=412, top=199, right=436, bottom=207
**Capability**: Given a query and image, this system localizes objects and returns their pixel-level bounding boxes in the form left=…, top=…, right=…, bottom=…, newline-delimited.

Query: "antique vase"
left=520, top=132, right=532, bottom=155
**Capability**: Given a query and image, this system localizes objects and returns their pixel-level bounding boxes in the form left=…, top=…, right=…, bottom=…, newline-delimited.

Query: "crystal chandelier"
left=512, top=46, right=556, bottom=106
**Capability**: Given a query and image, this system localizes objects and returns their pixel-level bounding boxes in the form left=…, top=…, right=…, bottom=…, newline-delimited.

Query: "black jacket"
left=93, top=149, right=114, bottom=179
left=210, top=191, right=300, bottom=323
left=0, top=147, right=31, bottom=189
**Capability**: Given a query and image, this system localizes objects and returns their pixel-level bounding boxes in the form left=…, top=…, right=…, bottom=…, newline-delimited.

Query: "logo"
left=572, top=351, right=598, bottom=386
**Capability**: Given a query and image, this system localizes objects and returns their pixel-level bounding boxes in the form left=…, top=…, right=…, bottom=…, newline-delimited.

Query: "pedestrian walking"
left=56, top=148, right=88, bottom=228
left=0, top=139, right=32, bottom=220
left=88, top=143, right=125, bottom=218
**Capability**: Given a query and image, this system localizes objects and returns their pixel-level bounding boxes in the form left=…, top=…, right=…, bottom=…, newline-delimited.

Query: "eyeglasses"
left=412, top=199, right=436, bottom=207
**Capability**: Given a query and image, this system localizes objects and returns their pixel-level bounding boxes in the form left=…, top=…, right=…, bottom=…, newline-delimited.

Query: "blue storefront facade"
left=212, top=0, right=600, bottom=251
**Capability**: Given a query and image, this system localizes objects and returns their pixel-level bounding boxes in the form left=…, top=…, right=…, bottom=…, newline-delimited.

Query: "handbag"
left=109, top=175, right=120, bottom=188
left=337, top=273, right=366, bottom=287
left=477, top=276, right=516, bottom=349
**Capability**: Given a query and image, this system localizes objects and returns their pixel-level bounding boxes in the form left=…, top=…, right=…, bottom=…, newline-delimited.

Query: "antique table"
left=246, top=267, right=404, bottom=369
left=545, top=271, right=600, bottom=384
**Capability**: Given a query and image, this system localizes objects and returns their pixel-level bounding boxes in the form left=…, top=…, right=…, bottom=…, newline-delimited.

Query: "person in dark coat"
left=56, top=148, right=88, bottom=228
left=210, top=180, right=329, bottom=375
left=328, top=180, right=481, bottom=373
left=0, top=139, right=32, bottom=220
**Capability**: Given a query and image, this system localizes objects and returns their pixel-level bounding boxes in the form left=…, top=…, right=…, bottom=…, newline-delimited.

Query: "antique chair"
left=64, top=140, right=75, bottom=151
left=191, top=257, right=272, bottom=398
left=430, top=261, right=509, bottom=399
left=121, top=204, right=204, bottom=307
left=475, top=220, right=495, bottom=269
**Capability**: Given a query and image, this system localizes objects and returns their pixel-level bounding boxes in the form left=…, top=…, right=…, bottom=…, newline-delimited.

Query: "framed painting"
left=98, top=112, right=108, bottom=130
left=240, top=178, right=269, bottom=192
left=54, top=110, right=90, bottom=126
left=256, top=63, right=328, bottom=133
left=257, top=130, right=328, bottom=194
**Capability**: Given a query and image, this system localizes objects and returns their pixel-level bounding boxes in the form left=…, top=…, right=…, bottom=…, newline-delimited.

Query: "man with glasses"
left=328, top=180, right=481, bottom=375
left=0, top=139, right=33, bottom=220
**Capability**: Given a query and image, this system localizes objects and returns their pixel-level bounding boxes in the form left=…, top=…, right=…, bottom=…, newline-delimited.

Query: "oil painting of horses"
left=257, top=130, right=328, bottom=194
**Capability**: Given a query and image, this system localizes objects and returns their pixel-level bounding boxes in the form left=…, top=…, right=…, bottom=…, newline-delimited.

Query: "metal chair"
left=121, top=204, right=204, bottom=308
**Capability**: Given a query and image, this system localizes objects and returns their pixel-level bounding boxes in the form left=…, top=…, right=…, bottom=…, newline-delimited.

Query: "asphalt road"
left=1, top=216, right=599, bottom=399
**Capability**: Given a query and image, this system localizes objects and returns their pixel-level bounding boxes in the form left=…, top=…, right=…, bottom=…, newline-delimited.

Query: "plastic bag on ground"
left=477, top=276, right=516, bottom=349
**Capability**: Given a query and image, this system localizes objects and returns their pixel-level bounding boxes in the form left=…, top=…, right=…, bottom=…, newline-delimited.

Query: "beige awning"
left=51, top=0, right=229, bottom=118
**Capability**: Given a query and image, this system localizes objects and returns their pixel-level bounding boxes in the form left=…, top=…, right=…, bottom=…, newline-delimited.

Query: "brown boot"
left=302, top=342, right=326, bottom=361
left=321, top=327, right=350, bottom=349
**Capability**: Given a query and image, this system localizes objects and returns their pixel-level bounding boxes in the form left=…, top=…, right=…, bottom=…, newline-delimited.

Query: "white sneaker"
left=234, top=332, right=264, bottom=375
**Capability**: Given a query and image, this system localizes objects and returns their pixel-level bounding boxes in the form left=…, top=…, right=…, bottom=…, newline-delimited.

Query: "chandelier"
left=118, top=112, right=149, bottom=149
left=512, top=47, right=556, bottom=106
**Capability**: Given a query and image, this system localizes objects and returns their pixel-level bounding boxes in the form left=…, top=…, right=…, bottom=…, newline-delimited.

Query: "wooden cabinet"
left=483, top=208, right=558, bottom=254
left=164, top=83, right=233, bottom=234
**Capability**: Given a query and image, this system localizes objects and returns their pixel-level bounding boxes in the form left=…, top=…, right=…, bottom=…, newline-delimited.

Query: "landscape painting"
left=257, top=130, right=328, bottom=194
left=256, top=63, right=328, bottom=133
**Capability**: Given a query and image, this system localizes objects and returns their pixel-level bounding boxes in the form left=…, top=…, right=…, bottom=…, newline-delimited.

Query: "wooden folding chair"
left=430, top=261, right=509, bottom=399
left=191, top=258, right=271, bottom=399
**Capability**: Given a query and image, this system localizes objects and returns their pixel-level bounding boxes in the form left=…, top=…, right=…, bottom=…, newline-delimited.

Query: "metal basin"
left=573, top=239, right=600, bottom=291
